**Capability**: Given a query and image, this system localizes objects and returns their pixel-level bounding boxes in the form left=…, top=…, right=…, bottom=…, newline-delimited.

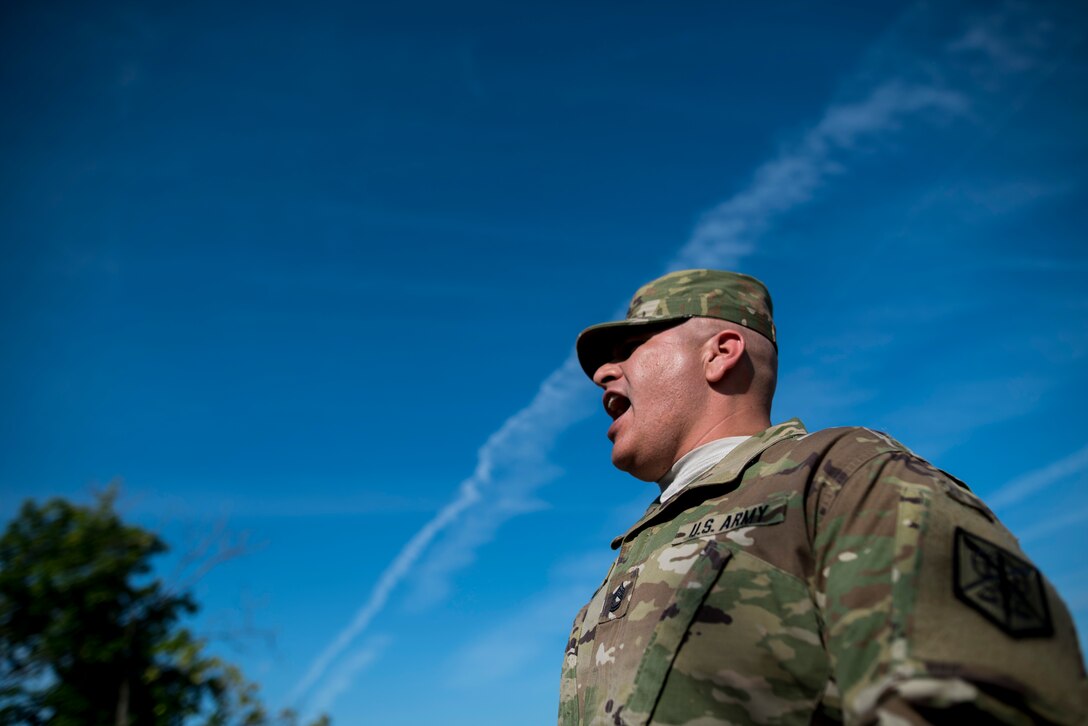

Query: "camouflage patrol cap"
left=576, top=269, right=776, bottom=378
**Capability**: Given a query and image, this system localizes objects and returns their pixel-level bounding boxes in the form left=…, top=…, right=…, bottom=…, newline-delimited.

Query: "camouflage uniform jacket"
left=559, top=419, right=1087, bottom=725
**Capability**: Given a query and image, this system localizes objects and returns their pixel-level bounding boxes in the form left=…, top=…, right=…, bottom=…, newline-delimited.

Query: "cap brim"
left=575, top=316, right=691, bottom=379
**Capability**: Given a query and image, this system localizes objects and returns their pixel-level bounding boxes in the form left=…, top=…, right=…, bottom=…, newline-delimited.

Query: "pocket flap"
left=626, top=540, right=733, bottom=720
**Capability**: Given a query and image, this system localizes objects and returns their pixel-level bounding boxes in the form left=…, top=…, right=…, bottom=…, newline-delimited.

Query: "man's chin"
left=611, top=449, right=661, bottom=483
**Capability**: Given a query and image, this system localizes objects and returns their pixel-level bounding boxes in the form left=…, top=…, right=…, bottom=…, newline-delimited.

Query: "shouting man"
left=559, top=269, right=1086, bottom=725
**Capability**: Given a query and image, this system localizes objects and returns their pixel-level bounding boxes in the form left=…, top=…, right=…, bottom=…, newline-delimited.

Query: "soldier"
left=559, top=269, right=1087, bottom=725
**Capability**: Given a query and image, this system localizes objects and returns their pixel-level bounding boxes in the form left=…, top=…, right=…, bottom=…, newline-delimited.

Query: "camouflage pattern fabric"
left=576, top=269, right=776, bottom=378
left=559, top=420, right=1088, bottom=725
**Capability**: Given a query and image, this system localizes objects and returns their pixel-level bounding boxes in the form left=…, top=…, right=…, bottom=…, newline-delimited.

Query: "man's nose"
left=592, top=361, right=621, bottom=387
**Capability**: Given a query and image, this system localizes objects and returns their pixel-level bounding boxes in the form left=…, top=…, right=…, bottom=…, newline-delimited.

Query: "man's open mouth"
left=603, top=392, right=631, bottom=420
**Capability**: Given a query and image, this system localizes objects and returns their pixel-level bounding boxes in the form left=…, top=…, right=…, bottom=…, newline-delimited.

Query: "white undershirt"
left=657, top=436, right=751, bottom=503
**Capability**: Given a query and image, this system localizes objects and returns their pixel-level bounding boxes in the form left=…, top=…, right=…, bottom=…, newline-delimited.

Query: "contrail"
left=1017, top=505, right=1088, bottom=545
left=988, top=443, right=1088, bottom=511
left=288, top=478, right=480, bottom=703
left=673, top=82, right=964, bottom=271
left=309, top=636, right=390, bottom=715
left=289, top=2, right=1040, bottom=709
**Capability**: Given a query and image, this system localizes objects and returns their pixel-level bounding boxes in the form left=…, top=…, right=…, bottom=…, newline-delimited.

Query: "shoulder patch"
left=953, top=527, right=1053, bottom=638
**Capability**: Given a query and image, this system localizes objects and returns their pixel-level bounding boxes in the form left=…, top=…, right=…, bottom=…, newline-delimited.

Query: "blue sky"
left=2, top=1, right=1087, bottom=723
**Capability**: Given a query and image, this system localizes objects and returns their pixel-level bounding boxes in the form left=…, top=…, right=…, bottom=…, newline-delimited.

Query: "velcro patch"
left=675, top=498, right=786, bottom=542
left=953, top=527, right=1053, bottom=638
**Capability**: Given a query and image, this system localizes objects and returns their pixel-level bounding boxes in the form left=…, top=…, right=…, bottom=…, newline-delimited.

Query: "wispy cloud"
left=988, top=443, right=1088, bottom=510
left=947, top=3, right=1050, bottom=76
left=1017, top=505, right=1088, bottom=545
left=444, top=585, right=586, bottom=689
left=288, top=5, right=1029, bottom=714
left=287, top=475, right=482, bottom=704
left=882, top=375, right=1050, bottom=458
left=309, top=636, right=391, bottom=714
left=444, top=551, right=612, bottom=689
left=673, top=82, right=965, bottom=271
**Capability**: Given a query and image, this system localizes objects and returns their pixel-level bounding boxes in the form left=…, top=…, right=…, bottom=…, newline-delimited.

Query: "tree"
left=0, top=490, right=327, bottom=726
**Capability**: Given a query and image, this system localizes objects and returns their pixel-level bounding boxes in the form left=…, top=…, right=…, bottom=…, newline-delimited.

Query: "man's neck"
left=657, top=435, right=753, bottom=503
left=684, top=408, right=770, bottom=454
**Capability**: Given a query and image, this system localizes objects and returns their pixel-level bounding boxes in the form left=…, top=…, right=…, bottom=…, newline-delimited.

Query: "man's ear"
left=704, top=329, right=745, bottom=384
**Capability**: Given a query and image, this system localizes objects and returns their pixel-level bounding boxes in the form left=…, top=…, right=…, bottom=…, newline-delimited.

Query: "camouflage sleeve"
left=813, top=446, right=1088, bottom=724
left=559, top=601, right=590, bottom=725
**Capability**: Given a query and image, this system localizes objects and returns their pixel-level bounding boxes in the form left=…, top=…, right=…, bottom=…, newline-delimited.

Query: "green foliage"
left=0, top=490, right=326, bottom=726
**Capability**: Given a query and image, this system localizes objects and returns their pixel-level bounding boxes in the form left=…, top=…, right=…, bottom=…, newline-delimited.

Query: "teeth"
left=604, top=393, right=630, bottom=419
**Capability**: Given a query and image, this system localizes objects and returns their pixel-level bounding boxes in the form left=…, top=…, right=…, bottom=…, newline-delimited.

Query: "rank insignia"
left=598, top=570, right=639, bottom=623
left=953, top=527, right=1053, bottom=638
left=608, top=583, right=627, bottom=612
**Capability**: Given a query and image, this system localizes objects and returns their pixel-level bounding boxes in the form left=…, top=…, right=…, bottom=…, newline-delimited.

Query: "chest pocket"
left=587, top=539, right=732, bottom=725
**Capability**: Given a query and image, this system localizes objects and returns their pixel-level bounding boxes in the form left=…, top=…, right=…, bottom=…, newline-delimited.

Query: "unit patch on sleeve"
left=952, top=527, right=1053, bottom=638
left=675, top=497, right=787, bottom=542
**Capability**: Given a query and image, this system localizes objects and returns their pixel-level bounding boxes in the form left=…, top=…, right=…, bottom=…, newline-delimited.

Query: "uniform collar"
left=610, top=418, right=808, bottom=549
left=657, top=435, right=751, bottom=504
